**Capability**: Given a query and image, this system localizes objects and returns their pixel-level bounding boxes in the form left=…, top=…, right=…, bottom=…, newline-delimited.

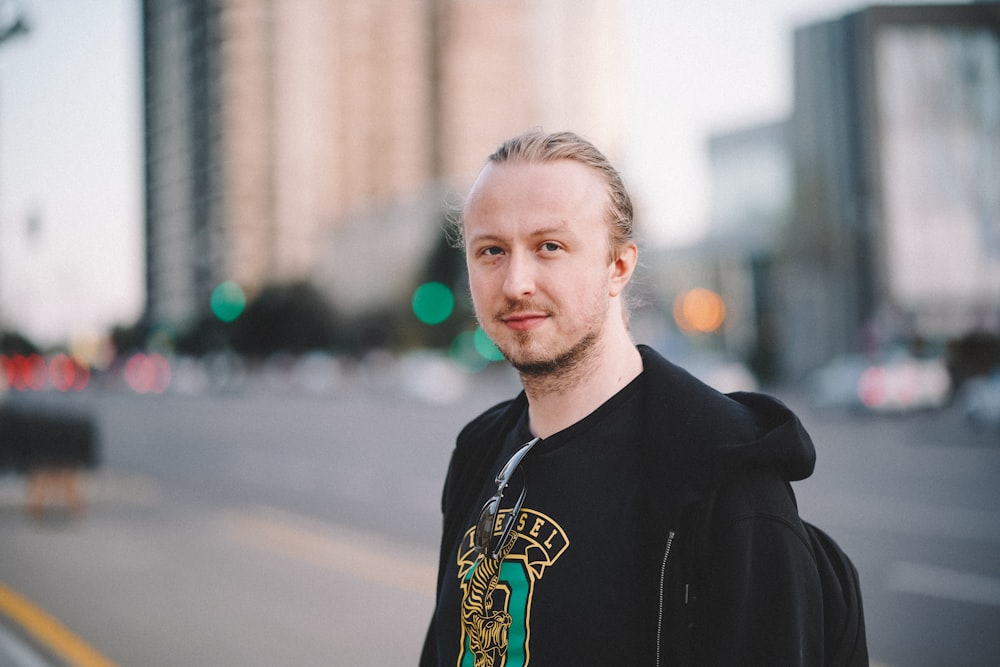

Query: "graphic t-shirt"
left=437, top=374, right=646, bottom=666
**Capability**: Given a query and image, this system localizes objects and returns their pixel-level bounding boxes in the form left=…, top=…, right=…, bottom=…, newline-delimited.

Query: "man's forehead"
left=465, top=159, right=607, bottom=210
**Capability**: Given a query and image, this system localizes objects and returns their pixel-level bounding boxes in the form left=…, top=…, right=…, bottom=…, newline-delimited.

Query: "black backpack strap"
left=802, top=522, right=869, bottom=666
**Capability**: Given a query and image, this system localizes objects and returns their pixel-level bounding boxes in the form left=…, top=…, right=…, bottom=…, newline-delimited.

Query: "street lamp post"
left=0, top=6, right=28, bottom=45
left=0, top=0, right=30, bottom=339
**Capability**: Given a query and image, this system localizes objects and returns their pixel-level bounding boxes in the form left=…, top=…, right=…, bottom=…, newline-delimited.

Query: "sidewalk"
left=0, top=559, right=119, bottom=667
left=0, top=613, right=61, bottom=667
left=0, top=473, right=130, bottom=667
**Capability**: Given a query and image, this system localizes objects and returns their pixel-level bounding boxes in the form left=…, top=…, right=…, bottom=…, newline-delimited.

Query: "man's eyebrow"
left=466, top=232, right=507, bottom=246
left=467, top=223, right=575, bottom=246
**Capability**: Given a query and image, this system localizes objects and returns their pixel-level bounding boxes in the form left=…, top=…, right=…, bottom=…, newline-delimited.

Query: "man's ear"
left=609, top=243, right=637, bottom=297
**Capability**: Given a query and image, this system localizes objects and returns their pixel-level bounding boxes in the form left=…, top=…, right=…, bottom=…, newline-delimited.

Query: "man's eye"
left=540, top=242, right=561, bottom=252
left=482, top=247, right=504, bottom=256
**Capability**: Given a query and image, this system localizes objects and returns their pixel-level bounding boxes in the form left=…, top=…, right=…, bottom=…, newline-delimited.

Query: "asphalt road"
left=0, top=370, right=997, bottom=666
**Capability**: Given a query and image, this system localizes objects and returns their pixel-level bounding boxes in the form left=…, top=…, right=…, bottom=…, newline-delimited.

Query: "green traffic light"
left=412, top=282, right=454, bottom=325
left=211, top=281, right=246, bottom=322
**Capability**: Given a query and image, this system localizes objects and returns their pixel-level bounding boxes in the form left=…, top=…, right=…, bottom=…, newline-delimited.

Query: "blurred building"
left=637, top=121, right=791, bottom=381
left=781, top=2, right=1000, bottom=377
left=687, top=3, right=999, bottom=382
left=706, top=121, right=791, bottom=380
left=707, top=121, right=792, bottom=249
left=141, top=0, right=624, bottom=334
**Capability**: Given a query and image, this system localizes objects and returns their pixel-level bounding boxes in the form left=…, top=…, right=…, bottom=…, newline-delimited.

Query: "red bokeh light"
left=1, top=354, right=47, bottom=391
left=48, top=353, right=90, bottom=392
left=124, top=353, right=171, bottom=394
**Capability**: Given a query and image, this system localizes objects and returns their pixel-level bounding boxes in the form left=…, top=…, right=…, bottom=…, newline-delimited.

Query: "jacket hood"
left=714, top=390, right=816, bottom=480
left=637, top=345, right=816, bottom=510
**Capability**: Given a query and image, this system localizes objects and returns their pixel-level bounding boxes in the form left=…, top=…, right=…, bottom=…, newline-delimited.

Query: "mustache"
left=495, top=300, right=553, bottom=319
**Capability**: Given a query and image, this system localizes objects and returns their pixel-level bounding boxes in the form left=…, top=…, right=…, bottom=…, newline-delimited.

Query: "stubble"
left=490, top=298, right=607, bottom=395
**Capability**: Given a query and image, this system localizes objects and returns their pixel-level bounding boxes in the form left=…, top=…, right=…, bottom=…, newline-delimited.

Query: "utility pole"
left=0, top=1, right=28, bottom=45
left=0, top=0, right=30, bottom=339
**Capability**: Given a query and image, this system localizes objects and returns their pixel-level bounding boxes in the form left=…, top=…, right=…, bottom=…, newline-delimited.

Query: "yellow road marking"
left=222, top=507, right=437, bottom=597
left=0, top=582, right=118, bottom=667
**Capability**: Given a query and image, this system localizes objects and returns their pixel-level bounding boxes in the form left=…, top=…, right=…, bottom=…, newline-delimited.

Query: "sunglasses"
left=473, top=436, right=541, bottom=560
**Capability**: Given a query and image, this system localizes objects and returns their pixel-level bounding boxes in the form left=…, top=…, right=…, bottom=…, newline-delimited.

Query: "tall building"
left=704, top=121, right=791, bottom=379
left=689, top=3, right=1000, bottom=382
left=707, top=121, right=791, bottom=248
left=780, top=2, right=1000, bottom=377
left=141, top=0, right=624, bottom=333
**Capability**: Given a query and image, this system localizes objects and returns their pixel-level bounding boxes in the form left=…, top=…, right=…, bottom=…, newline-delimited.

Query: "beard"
left=488, top=298, right=606, bottom=386
left=504, top=329, right=600, bottom=379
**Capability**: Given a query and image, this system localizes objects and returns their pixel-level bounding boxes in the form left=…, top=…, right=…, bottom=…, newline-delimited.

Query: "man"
left=421, top=130, right=836, bottom=665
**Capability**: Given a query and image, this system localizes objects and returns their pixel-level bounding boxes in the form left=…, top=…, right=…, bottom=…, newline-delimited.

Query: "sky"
left=0, top=0, right=962, bottom=347
left=0, top=0, right=141, bottom=347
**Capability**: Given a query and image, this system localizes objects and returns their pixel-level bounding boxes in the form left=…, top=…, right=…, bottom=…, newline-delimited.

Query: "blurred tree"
left=947, top=331, right=1000, bottom=390
left=0, top=330, right=40, bottom=356
left=175, top=317, right=230, bottom=356
left=409, top=218, right=474, bottom=349
left=230, top=281, right=341, bottom=358
left=109, top=322, right=147, bottom=357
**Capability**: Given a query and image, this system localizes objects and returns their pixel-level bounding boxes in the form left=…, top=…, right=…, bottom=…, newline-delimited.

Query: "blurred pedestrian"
left=420, top=129, right=864, bottom=665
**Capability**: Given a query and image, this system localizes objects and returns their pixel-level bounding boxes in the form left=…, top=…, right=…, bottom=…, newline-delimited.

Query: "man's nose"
left=502, top=252, right=536, bottom=299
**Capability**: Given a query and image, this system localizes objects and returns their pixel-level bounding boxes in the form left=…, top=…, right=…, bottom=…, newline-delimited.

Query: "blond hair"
left=456, top=130, right=635, bottom=260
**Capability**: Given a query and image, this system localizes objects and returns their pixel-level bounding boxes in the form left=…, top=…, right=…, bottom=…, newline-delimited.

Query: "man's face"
left=463, top=159, right=629, bottom=376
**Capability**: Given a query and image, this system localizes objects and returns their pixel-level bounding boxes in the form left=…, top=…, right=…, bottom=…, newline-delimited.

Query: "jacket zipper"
left=656, top=530, right=676, bottom=667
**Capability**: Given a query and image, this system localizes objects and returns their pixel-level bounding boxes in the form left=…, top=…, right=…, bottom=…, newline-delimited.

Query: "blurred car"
left=856, top=351, right=951, bottom=413
left=397, top=350, right=472, bottom=405
left=809, top=349, right=951, bottom=413
left=808, top=354, right=870, bottom=410
left=959, top=371, right=1000, bottom=433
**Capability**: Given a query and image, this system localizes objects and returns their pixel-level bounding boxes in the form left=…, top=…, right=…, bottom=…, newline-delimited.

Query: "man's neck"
left=522, top=335, right=643, bottom=439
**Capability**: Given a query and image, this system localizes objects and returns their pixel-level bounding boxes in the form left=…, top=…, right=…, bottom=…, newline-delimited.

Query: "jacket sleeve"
left=693, top=471, right=824, bottom=666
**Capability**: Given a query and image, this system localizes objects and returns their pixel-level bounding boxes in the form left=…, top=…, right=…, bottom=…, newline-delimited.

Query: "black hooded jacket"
left=422, top=345, right=823, bottom=665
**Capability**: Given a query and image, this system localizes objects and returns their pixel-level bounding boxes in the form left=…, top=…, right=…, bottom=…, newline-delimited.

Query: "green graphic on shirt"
left=459, top=561, right=529, bottom=667
left=456, top=509, right=568, bottom=667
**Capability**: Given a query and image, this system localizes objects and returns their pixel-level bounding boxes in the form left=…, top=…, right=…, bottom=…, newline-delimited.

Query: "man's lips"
left=500, top=312, right=548, bottom=331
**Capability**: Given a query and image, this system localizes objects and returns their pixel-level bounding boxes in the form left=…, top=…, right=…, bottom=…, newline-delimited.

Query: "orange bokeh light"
left=673, top=288, right=726, bottom=334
